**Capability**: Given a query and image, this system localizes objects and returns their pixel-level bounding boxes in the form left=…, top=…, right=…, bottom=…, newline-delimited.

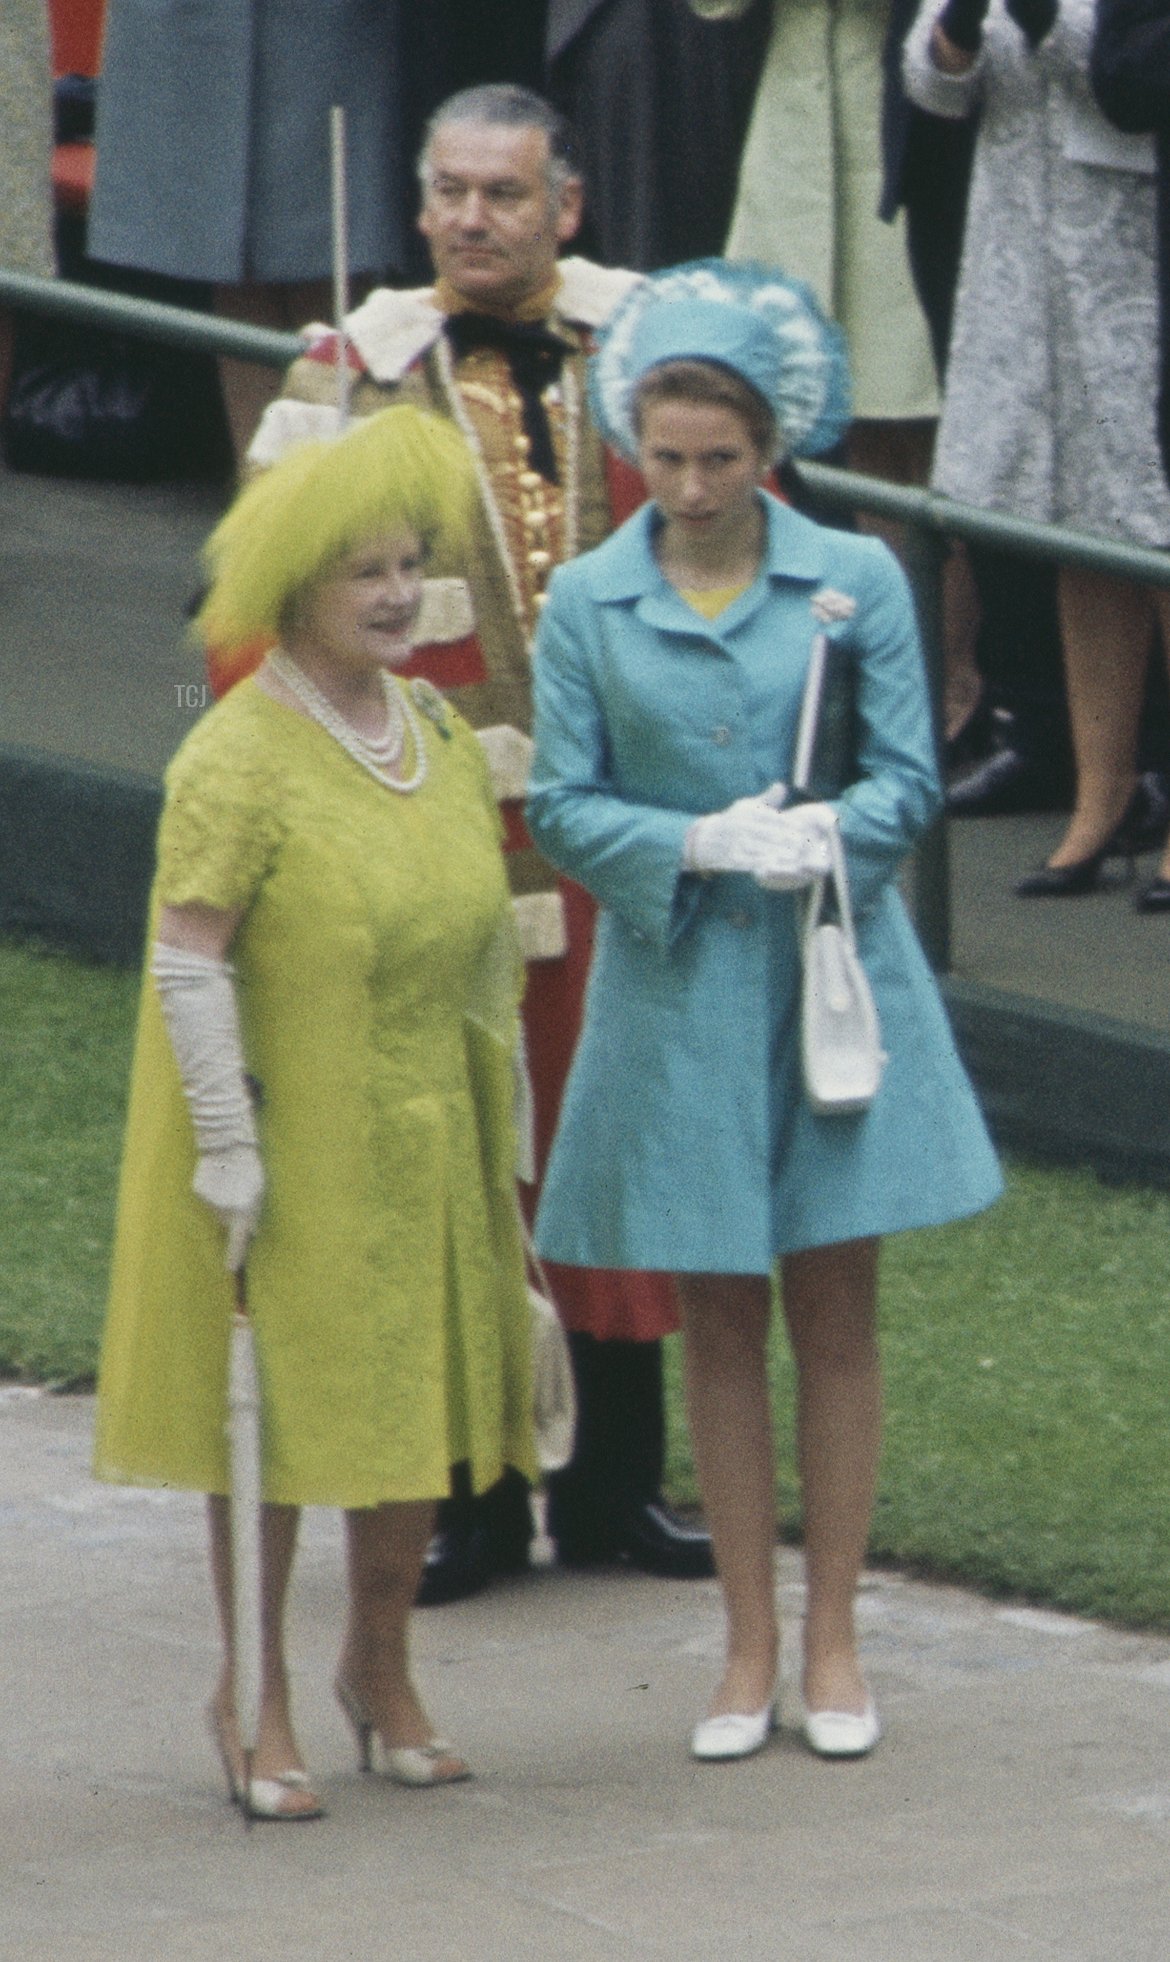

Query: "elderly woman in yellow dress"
left=95, top=406, right=537, bottom=1819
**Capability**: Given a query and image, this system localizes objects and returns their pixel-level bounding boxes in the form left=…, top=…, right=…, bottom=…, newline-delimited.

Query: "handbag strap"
left=801, top=813, right=857, bottom=958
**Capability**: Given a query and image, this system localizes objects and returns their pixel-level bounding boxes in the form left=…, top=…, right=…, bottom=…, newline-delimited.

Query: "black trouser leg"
left=545, top=1334, right=665, bottom=1560
left=432, top=1462, right=531, bottom=1558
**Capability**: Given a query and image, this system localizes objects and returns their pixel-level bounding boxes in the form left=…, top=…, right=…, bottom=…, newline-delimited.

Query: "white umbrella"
left=227, top=1282, right=263, bottom=1807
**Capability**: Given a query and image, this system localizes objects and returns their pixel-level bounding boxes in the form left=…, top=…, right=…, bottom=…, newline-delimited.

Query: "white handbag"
left=793, top=634, right=886, bottom=1116
left=800, top=828, right=886, bottom=1115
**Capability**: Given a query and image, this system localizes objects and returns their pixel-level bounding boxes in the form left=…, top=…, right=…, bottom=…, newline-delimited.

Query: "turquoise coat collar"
left=583, top=493, right=831, bottom=630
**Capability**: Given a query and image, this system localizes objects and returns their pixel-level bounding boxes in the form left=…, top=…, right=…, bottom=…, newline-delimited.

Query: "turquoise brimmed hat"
left=589, top=259, right=851, bottom=464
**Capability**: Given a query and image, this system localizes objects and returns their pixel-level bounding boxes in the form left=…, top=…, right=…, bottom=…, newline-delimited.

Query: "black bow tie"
left=443, top=313, right=574, bottom=484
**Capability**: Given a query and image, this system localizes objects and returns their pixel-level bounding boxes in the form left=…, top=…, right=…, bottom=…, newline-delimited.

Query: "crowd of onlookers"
left=6, top=0, right=1170, bottom=901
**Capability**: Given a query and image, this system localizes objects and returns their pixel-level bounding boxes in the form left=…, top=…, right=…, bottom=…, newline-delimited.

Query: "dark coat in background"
left=89, top=0, right=422, bottom=285
left=546, top=0, right=768, bottom=269
left=1091, top=0, right=1170, bottom=480
left=881, top=0, right=976, bottom=371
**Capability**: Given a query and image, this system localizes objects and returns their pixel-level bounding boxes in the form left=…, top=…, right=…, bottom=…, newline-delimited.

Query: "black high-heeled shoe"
left=1135, top=875, right=1170, bottom=914
left=1015, top=847, right=1113, bottom=897
left=1016, top=796, right=1147, bottom=897
left=1106, top=773, right=1170, bottom=859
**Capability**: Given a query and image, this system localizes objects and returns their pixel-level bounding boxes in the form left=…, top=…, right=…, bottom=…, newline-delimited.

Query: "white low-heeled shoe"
left=690, top=1704, right=777, bottom=1762
left=802, top=1701, right=881, bottom=1760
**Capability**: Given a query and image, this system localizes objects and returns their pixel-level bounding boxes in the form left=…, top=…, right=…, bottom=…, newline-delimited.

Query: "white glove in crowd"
left=684, top=788, right=838, bottom=891
left=151, top=942, right=264, bottom=1272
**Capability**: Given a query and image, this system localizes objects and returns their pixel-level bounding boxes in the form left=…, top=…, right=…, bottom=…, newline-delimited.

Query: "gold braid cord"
left=434, top=338, right=580, bottom=646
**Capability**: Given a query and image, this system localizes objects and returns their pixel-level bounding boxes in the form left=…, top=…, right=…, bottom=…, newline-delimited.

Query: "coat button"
left=712, top=725, right=732, bottom=746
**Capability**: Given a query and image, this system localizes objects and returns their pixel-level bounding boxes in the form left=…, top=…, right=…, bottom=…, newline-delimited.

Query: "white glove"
left=151, top=942, right=264, bottom=1272
left=192, top=1146, right=265, bottom=1272
left=753, top=802, right=839, bottom=892
left=683, top=784, right=792, bottom=876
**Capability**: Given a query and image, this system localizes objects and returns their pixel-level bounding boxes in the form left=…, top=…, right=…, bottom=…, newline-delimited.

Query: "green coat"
left=689, top=0, right=937, bottom=417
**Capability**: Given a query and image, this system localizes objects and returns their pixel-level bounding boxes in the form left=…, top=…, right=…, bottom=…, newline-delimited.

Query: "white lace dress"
left=903, top=0, right=1170, bottom=545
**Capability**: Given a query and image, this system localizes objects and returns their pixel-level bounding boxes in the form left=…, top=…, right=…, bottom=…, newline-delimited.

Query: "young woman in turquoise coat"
left=526, top=264, right=1002, bottom=1765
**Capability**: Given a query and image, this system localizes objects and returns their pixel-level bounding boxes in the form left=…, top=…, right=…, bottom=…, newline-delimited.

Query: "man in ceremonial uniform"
left=243, top=85, right=714, bottom=1599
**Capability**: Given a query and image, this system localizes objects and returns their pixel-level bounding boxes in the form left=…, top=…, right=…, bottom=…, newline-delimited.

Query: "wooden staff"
left=330, top=105, right=351, bottom=430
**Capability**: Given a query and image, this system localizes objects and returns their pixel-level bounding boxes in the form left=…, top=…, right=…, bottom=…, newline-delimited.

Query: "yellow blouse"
left=678, top=583, right=751, bottom=619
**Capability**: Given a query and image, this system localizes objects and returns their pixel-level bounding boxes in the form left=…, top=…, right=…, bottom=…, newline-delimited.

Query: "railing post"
left=899, top=516, right=951, bottom=974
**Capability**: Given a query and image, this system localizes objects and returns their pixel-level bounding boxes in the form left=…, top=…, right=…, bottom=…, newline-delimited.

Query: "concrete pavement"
left=4, top=1385, right=1170, bottom=1961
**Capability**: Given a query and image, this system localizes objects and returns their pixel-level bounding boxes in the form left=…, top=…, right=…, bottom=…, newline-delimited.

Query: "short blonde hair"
left=196, top=406, right=474, bottom=648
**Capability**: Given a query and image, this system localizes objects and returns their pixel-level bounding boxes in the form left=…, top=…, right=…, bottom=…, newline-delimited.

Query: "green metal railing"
left=6, top=267, right=1170, bottom=971
left=0, top=268, right=303, bottom=368
left=792, top=461, right=1170, bottom=971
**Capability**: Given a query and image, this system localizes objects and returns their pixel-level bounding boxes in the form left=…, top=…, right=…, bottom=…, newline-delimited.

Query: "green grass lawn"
left=0, top=940, right=139, bottom=1382
left=664, top=1164, right=1170, bottom=1629
left=4, top=935, right=1170, bottom=1627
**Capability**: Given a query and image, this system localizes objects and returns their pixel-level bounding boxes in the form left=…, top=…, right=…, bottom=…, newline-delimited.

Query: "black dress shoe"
left=415, top=1521, right=530, bottom=1608
left=617, top=1499, right=715, bottom=1580
left=947, top=745, right=1066, bottom=818
left=415, top=1526, right=495, bottom=1607
left=1136, top=875, right=1170, bottom=913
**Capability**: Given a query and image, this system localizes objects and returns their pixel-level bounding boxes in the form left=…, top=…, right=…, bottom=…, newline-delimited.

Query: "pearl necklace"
left=268, top=652, right=428, bottom=794
left=434, top=329, right=580, bottom=643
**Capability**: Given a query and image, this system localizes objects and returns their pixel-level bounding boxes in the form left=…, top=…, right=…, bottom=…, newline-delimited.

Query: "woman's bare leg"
left=213, top=274, right=377, bottom=468
left=675, top=1273, right=778, bottom=1717
left=338, top=1500, right=464, bottom=1768
left=848, top=418, right=983, bottom=746
left=1149, top=587, right=1170, bottom=885
left=207, top=1494, right=318, bottom=1808
left=1046, top=567, right=1155, bottom=868
left=213, top=278, right=334, bottom=469
left=781, top=1238, right=881, bottom=1716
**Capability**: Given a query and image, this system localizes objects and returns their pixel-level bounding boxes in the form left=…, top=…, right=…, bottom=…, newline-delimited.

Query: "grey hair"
left=418, top=85, right=581, bottom=197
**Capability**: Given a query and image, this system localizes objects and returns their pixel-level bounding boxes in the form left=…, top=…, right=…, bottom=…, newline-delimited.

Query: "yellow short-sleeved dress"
left=95, top=677, right=537, bottom=1509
